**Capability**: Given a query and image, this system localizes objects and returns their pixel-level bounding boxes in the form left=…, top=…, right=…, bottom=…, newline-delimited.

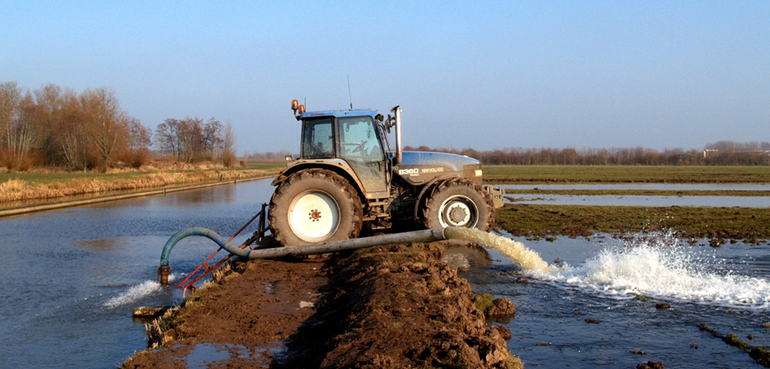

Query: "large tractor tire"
left=269, top=169, right=363, bottom=246
left=421, top=178, right=495, bottom=231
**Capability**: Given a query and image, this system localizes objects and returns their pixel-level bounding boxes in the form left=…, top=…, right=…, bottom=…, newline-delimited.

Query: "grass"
left=0, top=161, right=284, bottom=204
left=495, top=204, right=770, bottom=241
left=0, top=170, right=153, bottom=185
left=0, top=161, right=284, bottom=185
left=483, top=165, right=770, bottom=184
left=504, top=189, right=770, bottom=197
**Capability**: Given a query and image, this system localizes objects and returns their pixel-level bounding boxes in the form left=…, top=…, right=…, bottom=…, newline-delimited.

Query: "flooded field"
left=500, top=183, right=770, bottom=207
left=505, top=194, right=770, bottom=207
left=458, top=231, right=770, bottom=367
left=0, top=179, right=276, bottom=368
left=500, top=184, right=770, bottom=191
left=1, top=179, right=768, bottom=367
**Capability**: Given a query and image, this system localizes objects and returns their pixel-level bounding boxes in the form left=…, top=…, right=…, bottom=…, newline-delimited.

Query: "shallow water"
left=460, top=231, right=770, bottom=368
left=0, top=179, right=276, bottom=368
left=506, top=194, right=770, bottom=207
left=500, top=184, right=770, bottom=191
left=1, top=179, right=769, bottom=367
left=500, top=183, right=770, bottom=207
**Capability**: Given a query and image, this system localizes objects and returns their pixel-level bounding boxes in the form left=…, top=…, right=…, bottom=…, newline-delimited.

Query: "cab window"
left=301, top=118, right=334, bottom=159
left=338, top=116, right=384, bottom=164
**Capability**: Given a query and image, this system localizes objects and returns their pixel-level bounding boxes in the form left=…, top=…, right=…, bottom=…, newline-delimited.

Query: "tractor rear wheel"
left=421, top=178, right=494, bottom=231
left=269, top=169, right=363, bottom=246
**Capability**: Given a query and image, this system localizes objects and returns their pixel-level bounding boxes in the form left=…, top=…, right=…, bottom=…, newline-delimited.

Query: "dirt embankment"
left=123, top=242, right=521, bottom=368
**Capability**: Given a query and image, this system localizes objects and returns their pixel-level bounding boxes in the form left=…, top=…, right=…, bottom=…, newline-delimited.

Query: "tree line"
left=154, top=117, right=236, bottom=166
left=405, top=142, right=770, bottom=166
left=246, top=141, right=770, bottom=166
left=0, top=82, right=236, bottom=171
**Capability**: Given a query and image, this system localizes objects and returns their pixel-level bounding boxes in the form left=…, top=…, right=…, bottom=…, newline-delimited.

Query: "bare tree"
left=221, top=122, right=237, bottom=167
left=0, top=82, right=39, bottom=170
left=32, top=84, right=65, bottom=163
left=155, top=117, right=226, bottom=163
left=203, top=118, right=223, bottom=159
left=79, top=88, right=128, bottom=172
left=121, top=117, right=152, bottom=167
left=57, top=90, right=89, bottom=169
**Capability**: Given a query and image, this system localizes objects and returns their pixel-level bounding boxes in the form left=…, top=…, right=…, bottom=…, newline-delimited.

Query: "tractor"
left=268, top=100, right=504, bottom=246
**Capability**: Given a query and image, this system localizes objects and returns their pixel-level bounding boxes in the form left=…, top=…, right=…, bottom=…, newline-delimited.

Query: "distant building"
left=703, top=149, right=770, bottom=158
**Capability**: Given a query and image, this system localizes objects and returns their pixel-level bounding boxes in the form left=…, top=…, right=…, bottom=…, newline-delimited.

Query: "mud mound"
left=122, top=242, right=521, bottom=368
left=122, top=258, right=327, bottom=368
left=278, top=242, right=520, bottom=368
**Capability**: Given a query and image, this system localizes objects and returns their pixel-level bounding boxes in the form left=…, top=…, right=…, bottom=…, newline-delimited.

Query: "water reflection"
left=499, top=183, right=770, bottom=191
left=441, top=244, right=492, bottom=269
left=505, top=194, right=770, bottom=207
left=0, top=178, right=277, bottom=369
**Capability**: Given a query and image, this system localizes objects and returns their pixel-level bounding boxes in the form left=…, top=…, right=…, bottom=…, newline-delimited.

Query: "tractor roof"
left=300, top=109, right=379, bottom=119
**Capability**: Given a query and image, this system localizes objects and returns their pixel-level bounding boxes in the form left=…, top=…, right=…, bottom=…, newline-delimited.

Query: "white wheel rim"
left=439, top=195, right=478, bottom=228
left=288, top=191, right=340, bottom=242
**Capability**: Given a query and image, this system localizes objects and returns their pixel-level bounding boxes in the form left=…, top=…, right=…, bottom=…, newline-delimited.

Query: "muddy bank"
left=496, top=204, right=770, bottom=243
left=122, top=242, right=521, bottom=368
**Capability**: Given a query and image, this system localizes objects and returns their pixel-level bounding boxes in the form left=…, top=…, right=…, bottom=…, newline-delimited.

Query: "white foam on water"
left=103, top=280, right=163, bottom=308
left=103, top=274, right=177, bottom=308
left=449, top=228, right=770, bottom=308
left=536, top=233, right=770, bottom=308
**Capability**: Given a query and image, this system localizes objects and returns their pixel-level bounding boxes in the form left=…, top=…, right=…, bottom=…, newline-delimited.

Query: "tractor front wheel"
left=421, top=178, right=494, bottom=231
left=269, top=169, right=363, bottom=246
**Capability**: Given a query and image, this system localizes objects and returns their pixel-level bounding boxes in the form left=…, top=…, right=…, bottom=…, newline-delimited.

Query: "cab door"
left=338, top=116, right=388, bottom=194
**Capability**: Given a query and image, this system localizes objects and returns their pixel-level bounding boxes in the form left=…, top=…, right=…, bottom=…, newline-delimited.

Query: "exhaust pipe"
left=393, top=106, right=402, bottom=165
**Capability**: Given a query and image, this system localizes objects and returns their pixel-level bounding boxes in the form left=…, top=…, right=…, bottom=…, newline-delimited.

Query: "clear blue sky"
left=2, top=1, right=768, bottom=154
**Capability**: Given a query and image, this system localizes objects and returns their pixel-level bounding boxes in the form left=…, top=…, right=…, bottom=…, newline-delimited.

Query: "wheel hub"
left=309, top=209, right=322, bottom=222
left=447, top=205, right=469, bottom=225
left=444, top=201, right=471, bottom=227
left=438, top=195, right=478, bottom=228
left=288, top=191, right=340, bottom=242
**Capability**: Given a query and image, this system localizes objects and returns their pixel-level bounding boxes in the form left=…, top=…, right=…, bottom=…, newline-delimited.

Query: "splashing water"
left=551, top=234, right=770, bottom=307
left=103, top=280, right=163, bottom=308
left=444, top=227, right=551, bottom=272
left=103, top=274, right=177, bottom=308
left=448, top=228, right=770, bottom=308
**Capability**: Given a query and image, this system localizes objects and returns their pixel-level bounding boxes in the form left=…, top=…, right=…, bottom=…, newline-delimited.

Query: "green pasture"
left=495, top=204, right=770, bottom=241
left=504, top=189, right=770, bottom=197
left=483, top=165, right=770, bottom=184
left=0, top=161, right=285, bottom=185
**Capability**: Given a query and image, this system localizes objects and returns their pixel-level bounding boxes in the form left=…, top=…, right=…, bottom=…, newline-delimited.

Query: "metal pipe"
left=158, top=227, right=451, bottom=284
left=393, top=106, right=402, bottom=165
left=245, top=228, right=447, bottom=259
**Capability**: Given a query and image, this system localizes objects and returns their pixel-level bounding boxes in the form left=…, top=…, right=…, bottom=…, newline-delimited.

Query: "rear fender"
left=411, top=175, right=456, bottom=222
left=272, top=160, right=366, bottom=203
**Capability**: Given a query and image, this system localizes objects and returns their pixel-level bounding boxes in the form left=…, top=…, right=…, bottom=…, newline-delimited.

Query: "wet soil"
left=122, top=242, right=521, bottom=368
left=496, top=204, right=770, bottom=242
left=123, top=257, right=327, bottom=368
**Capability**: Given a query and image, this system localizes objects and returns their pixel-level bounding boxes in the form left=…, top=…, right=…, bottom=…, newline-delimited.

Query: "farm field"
left=483, top=165, right=770, bottom=183
left=495, top=204, right=770, bottom=242
left=0, top=161, right=284, bottom=206
left=504, top=188, right=770, bottom=197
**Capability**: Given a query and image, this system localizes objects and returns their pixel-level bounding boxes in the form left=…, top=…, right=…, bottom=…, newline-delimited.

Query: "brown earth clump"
left=485, top=298, right=517, bottom=320
left=123, top=257, right=327, bottom=368
left=122, top=242, right=521, bottom=368
left=637, top=360, right=664, bottom=369
left=281, top=242, right=520, bottom=368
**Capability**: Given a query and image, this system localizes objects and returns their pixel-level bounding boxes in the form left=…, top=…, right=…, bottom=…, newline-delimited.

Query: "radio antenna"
left=347, top=75, right=353, bottom=110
